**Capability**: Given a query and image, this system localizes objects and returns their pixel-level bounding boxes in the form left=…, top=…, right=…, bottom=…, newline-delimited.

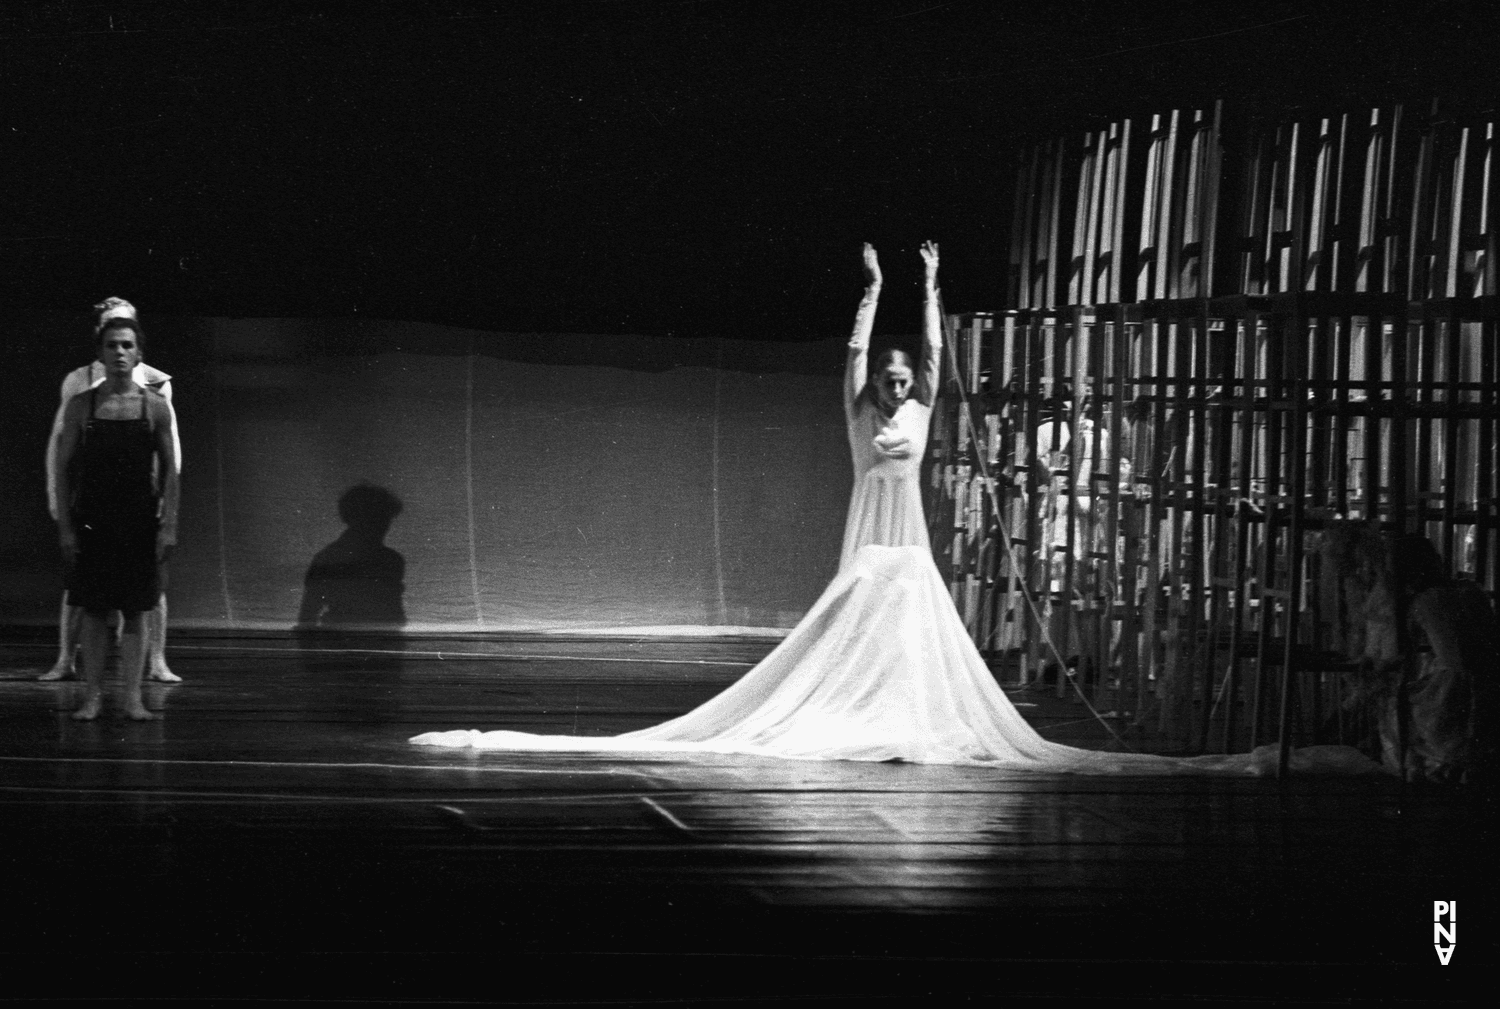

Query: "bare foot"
left=39, top=664, right=76, bottom=682
left=123, top=699, right=159, bottom=721
left=72, top=694, right=103, bottom=720
left=147, top=665, right=182, bottom=683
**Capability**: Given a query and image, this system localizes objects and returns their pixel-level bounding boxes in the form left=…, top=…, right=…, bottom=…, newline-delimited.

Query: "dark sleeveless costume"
left=66, top=387, right=161, bottom=614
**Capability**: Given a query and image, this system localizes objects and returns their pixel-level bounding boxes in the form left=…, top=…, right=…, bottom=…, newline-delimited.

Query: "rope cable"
left=934, top=295, right=1141, bottom=751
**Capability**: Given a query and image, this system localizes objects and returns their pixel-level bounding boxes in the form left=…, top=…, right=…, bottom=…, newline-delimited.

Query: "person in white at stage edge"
left=40, top=298, right=182, bottom=684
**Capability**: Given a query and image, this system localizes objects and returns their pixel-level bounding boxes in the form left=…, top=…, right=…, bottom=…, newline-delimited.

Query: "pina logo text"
left=1434, top=901, right=1456, bottom=965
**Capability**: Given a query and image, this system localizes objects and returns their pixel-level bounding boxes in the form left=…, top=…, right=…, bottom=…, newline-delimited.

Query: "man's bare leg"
left=145, top=595, right=179, bottom=683
left=71, top=612, right=108, bottom=720
left=119, top=613, right=156, bottom=720
left=38, top=595, right=81, bottom=681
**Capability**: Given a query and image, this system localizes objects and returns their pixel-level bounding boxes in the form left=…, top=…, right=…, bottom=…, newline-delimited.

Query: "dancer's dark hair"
left=871, top=348, right=914, bottom=376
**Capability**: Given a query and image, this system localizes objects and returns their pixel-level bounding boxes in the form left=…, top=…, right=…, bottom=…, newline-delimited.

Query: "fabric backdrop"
left=1, top=313, right=925, bottom=634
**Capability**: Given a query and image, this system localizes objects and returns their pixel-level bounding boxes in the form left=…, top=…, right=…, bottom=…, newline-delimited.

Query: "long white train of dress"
left=409, top=544, right=1376, bottom=775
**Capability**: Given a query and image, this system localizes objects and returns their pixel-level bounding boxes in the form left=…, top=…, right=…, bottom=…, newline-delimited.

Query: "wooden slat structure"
left=930, top=101, right=1499, bottom=754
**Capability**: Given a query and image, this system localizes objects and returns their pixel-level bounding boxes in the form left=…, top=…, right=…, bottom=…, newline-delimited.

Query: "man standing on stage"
left=40, top=297, right=182, bottom=684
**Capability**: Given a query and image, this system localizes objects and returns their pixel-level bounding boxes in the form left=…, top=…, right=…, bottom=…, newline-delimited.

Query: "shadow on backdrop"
left=296, top=484, right=407, bottom=672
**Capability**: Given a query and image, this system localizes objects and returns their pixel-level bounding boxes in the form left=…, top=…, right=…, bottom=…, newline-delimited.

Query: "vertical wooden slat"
left=1331, top=112, right=1356, bottom=293
left=1122, top=312, right=1148, bottom=723
left=1239, top=128, right=1268, bottom=294
left=1356, top=109, right=1386, bottom=294
left=1082, top=129, right=1108, bottom=306
left=1106, top=305, right=1130, bottom=727
left=1044, top=141, right=1066, bottom=311
left=1188, top=305, right=1212, bottom=749
left=992, top=312, right=1018, bottom=652
left=1277, top=299, right=1311, bottom=774
left=1479, top=315, right=1497, bottom=587
left=1389, top=309, right=1411, bottom=531
left=1055, top=309, right=1083, bottom=691
left=1141, top=311, right=1170, bottom=717
left=1282, top=121, right=1306, bottom=294
left=1201, top=311, right=1232, bottom=750
left=1408, top=105, right=1438, bottom=301
left=1138, top=114, right=1165, bottom=302
left=1441, top=308, right=1462, bottom=567
left=1332, top=311, right=1354, bottom=515
left=1481, top=122, right=1496, bottom=299
left=1477, top=123, right=1498, bottom=588
left=1069, top=133, right=1100, bottom=306
left=1222, top=309, right=1259, bottom=752
left=1266, top=126, right=1288, bottom=293
left=1010, top=154, right=1032, bottom=309
left=1161, top=312, right=1192, bottom=742
left=1383, top=105, right=1406, bottom=295
left=1179, top=111, right=1206, bottom=297
left=1025, top=313, right=1049, bottom=677
left=1107, top=120, right=1133, bottom=306
left=1202, top=102, right=1225, bottom=298
left=1366, top=311, right=1388, bottom=519
left=1304, top=118, right=1335, bottom=292
left=1030, top=147, right=1049, bottom=310
left=1445, top=127, right=1470, bottom=299
left=1156, top=111, right=1182, bottom=301
left=1250, top=310, right=1284, bottom=747
left=1093, top=309, right=1112, bottom=700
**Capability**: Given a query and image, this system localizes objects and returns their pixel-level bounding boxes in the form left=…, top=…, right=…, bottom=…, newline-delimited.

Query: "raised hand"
left=919, top=240, right=939, bottom=286
left=862, top=242, right=882, bottom=290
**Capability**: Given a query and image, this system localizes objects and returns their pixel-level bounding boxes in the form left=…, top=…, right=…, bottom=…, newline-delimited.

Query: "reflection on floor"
left=0, top=637, right=1489, bottom=1002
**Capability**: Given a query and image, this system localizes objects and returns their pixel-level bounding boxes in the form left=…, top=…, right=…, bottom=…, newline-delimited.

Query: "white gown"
left=836, top=281, right=939, bottom=573
left=838, top=392, right=932, bottom=573
left=410, top=287, right=1379, bottom=775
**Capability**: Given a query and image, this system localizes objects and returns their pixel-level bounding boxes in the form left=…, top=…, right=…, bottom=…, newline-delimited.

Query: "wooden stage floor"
left=0, top=636, right=1489, bottom=1004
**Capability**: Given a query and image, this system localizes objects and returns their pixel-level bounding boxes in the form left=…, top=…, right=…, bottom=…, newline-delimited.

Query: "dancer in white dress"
left=411, top=245, right=1377, bottom=775
left=837, top=241, right=939, bottom=572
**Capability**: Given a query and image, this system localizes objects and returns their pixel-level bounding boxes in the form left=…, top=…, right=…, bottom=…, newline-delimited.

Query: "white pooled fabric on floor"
left=409, top=544, right=1380, bottom=775
left=415, top=545, right=1049, bottom=763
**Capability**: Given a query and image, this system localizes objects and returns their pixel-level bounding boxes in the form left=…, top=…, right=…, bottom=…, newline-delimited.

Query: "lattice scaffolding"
left=928, top=101, right=1498, bottom=754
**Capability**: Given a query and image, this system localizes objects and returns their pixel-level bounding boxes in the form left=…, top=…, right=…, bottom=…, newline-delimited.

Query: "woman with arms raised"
left=410, top=242, right=1058, bottom=764
left=838, top=241, right=943, bottom=571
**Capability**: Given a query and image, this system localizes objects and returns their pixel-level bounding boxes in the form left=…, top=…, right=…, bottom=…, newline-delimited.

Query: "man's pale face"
left=99, top=331, right=141, bottom=377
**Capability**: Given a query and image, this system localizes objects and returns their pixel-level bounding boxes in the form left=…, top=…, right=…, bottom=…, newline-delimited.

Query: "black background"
left=3, top=0, right=1494, bottom=339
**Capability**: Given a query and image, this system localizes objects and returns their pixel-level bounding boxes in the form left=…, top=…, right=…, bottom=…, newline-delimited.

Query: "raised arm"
left=915, top=240, right=941, bottom=406
left=150, top=395, right=180, bottom=561
left=845, top=243, right=882, bottom=415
